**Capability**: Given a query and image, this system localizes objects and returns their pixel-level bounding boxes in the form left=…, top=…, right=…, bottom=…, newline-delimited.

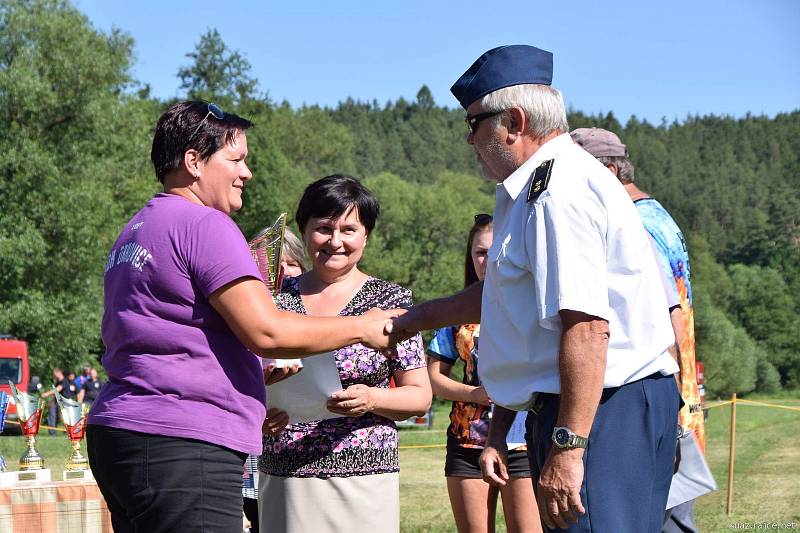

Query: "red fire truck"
left=0, top=335, right=31, bottom=423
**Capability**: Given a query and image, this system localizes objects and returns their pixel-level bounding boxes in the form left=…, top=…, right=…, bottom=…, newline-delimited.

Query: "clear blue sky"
left=75, top=0, right=799, bottom=124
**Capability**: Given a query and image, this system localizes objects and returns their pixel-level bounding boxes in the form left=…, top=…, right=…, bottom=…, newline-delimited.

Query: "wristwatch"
left=551, top=426, right=588, bottom=449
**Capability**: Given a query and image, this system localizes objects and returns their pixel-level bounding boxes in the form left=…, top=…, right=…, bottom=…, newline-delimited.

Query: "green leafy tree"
left=177, top=28, right=259, bottom=107
left=0, top=0, right=155, bottom=376
left=362, top=171, right=494, bottom=303
left=693, top=288, right=758, bottom=397
left=265, top=104, right=357, bottom=179
left=727, top=264, right=800, bottom=386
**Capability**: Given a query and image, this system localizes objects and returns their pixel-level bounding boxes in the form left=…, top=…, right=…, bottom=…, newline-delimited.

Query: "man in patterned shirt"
left=571, top=127, right=714, bottom=533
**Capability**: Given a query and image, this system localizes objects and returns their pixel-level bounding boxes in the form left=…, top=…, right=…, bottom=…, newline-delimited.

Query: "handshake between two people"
left=261, top=306, right=425, bottom=381
left=358, top=306, right=426, bottom=353
left=261, top=306, right=429, bottom=438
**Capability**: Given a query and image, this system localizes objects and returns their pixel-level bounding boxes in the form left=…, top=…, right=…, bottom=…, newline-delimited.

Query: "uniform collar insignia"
left=526, top=159, right=554, bottom=203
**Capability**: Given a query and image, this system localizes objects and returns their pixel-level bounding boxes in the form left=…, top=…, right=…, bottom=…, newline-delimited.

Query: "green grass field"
left=0, top=397, right=797, bottom=532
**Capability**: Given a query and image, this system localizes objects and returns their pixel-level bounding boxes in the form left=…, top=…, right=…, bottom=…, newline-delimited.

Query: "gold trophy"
left=55, top=390, right=92, bottom=480
left=248, top=213, right=302, bottom=369
left=248, top=212, right=287, bottom=294
left=9, top=382, right=49, bottom=481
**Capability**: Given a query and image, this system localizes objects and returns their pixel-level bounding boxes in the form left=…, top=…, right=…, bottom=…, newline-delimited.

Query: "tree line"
left=1, top=0, right=798, bottom=397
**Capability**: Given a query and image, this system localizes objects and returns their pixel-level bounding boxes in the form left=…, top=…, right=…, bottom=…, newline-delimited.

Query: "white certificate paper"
left=267, top=352, right=343, bottom=423
left=272, top=358, right=302, bottom=369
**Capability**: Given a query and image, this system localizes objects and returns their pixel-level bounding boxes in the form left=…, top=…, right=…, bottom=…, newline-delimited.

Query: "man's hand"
left=479, top=443, right=509, bottom=487
left=384, top=306, right=426, bottom=343
left=263, top=361, right=301, bottom=386
left=327, top=384, right=376, bottom=417
left=262, top=407, right=290, bottom=437
left=360, top=308, right=407, bottom=350
left=536, top=448, right=586, bottom=529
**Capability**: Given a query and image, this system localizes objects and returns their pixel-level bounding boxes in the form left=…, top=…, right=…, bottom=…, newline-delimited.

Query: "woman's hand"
left=468, top=385, right=493, bottom=406
left=327, top=384, right=376, bottom=417
left=263, top=361, right=301, bottom=386
left=262, top=408, right=290, bottom=437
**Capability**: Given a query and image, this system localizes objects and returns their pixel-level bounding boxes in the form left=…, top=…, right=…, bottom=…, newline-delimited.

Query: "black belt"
left=527, top=372, right=670, bottom=415
left=528, top=392, right=557, bottom=415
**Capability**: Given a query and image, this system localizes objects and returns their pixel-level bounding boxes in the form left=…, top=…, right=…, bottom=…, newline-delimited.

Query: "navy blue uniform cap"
left=450, top=45, right=553, bottom=109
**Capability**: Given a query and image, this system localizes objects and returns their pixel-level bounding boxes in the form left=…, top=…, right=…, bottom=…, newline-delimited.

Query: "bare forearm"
left=557, top=312, right=609, bottom=438
left=370, top=385, right=432, bottom=421
left=669, top=307, right=684, bottom=385
left=258, top=312, right=365, bottom=358
left=486, top=405, right=517, bottom=449
left=407, top=282, right=483, bottom=331
left=669, top=307, right=684, bottom=367
left=211, top=279, right=382, bottom=358
left=429, top=368, right=478, bottom=402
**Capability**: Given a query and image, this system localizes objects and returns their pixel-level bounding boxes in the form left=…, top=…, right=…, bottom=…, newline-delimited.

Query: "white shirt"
left=479, top=133, right=678, bottom=410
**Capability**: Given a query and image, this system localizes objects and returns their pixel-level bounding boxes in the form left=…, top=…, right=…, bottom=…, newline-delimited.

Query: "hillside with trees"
left=1, top=0, right=798, bottom=396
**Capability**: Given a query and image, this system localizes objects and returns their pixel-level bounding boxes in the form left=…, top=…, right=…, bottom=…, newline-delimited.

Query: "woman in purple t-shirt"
left=87, top=102, right=401, bottom=533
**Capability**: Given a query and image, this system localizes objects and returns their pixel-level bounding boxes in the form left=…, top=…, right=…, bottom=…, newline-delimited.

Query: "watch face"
left=555, top=428, right=569, bottom=445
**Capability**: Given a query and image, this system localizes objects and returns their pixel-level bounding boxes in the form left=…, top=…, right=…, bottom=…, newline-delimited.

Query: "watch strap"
left=552, top=426, right=588, bottom=449
left=570, top=434, right=588, bottom=448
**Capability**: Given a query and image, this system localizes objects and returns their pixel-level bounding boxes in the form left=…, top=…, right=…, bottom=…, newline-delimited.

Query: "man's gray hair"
left=479, top=84, right=569, bottom=139
left=596, top=155, right=636, bottom=184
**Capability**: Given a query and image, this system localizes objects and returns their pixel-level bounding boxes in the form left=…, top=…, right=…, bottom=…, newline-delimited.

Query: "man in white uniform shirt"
left=389, top=45, right=681, bottom=532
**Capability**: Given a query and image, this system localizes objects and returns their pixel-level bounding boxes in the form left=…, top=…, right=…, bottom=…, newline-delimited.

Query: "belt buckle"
left=529, top=392, right=545, bottom=415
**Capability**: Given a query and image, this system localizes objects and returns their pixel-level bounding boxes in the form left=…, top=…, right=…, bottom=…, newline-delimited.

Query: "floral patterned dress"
left=259, top=276, right=425, bottom=478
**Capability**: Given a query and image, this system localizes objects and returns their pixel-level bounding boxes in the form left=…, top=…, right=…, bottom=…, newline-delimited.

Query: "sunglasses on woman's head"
left=474, top=213, right=492, bottom=225
left=188, top=103, right=225, bottom=142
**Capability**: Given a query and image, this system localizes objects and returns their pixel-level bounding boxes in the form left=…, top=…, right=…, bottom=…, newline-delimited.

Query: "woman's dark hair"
left=295, top=175, right=380, bottom=233
left=464, top=214, right=493, bottom=288
left=150, top=101, right=253, bottom=183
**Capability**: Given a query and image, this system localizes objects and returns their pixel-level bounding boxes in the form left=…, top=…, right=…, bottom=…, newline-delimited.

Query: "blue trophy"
left=0, top=392, right=8, bottom=472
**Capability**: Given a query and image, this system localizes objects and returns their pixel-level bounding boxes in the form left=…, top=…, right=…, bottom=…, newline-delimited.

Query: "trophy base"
left=0, top=468, right=51, bottom=487
left=63, top=469, right=94, bottom=481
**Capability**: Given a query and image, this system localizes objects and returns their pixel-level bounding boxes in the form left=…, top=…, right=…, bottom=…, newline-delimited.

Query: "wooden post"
left=726, top=393, right=737, bottom=516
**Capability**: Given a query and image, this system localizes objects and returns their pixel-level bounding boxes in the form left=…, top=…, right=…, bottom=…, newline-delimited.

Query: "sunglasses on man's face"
left=465, top=110, right=503, bottom=135
left=188, top=103, right=225, bottom=142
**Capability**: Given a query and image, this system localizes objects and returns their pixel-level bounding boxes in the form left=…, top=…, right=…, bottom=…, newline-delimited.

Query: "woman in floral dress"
left=258, top=175, right=431, bottom=533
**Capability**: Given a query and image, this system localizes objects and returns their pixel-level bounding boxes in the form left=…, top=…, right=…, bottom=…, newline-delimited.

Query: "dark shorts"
left=87, top=424, right=247, bottom=533
left=445, top=443, right=531, bottom=478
